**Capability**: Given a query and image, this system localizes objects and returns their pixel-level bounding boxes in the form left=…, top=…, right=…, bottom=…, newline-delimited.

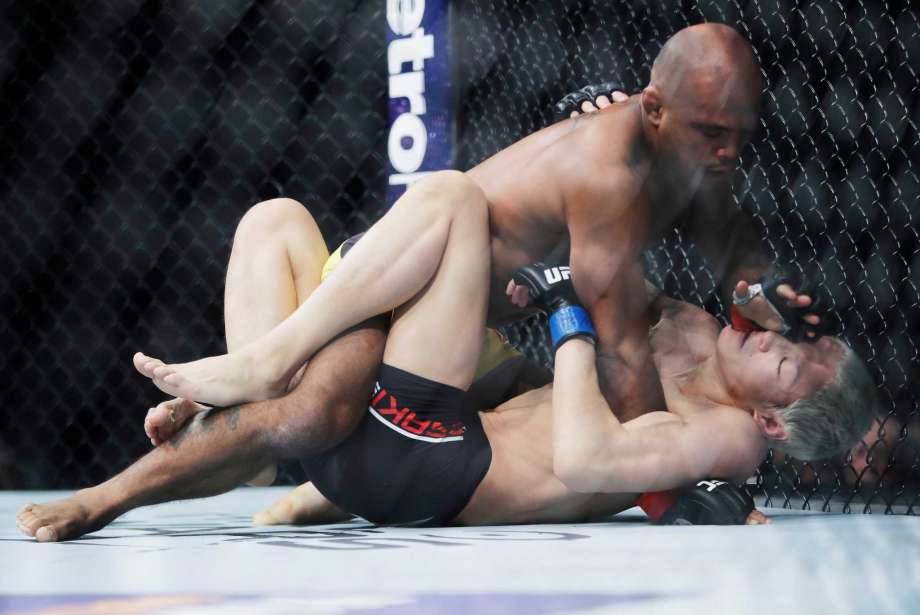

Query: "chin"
left=715, top=326, right=738, bottom=359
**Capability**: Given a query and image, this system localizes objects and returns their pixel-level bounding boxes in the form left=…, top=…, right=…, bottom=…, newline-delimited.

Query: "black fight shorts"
left=301, top=364, right=493, bottom=525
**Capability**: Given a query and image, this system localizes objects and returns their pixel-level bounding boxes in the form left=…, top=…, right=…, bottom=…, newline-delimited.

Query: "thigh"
left=383, top=196, right=490, bottom=389
left=268, top=316, right=388, bottom=458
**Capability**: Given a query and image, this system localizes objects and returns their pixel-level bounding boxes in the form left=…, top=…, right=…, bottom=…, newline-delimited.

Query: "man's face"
left=657, top=72, right=760, bottom=185
left=715, top=328, right=845, bottom=408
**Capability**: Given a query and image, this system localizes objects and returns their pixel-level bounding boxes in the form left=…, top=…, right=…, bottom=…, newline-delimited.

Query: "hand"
left=505, top=278, right=532, bottom=308
left=658, top=479, right=755, bottom=525
left=568, top=89, right=629, bottom=118
left=510, top=263, right=596, bottom=349
left=144, top=397, right=209, bottom=446
left=733, top=279, right=821, bottom=338
left=745, top=509, right=771, bottom=525
left=555, top=81, right=630, bottom=120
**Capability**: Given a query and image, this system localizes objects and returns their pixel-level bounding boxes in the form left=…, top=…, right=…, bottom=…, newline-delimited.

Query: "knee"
left=266, top=322, right=386, bottom=458
left=409, top=170, right=486, bottom=217
left=268, top=385, right=367, bottom=459
left=234, top=198, right=314, bottom=243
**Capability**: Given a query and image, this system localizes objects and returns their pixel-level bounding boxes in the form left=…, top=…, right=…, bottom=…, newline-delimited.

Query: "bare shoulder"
left=691, top=407, right=767, bottom=481
left=558, top=104, right=645, bottom=198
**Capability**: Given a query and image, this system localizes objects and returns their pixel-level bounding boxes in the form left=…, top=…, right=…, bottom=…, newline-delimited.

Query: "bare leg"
left=142, top=198, right=329, bottom=485
left=252, top=181, right=492, bottom=526
left=134, top=171, right=488, bottom=405
left=16, top=320, right=385, bottom=542
left=383, top=182, right=490, bottom=387
left=141, top=198, right=330, bottom=446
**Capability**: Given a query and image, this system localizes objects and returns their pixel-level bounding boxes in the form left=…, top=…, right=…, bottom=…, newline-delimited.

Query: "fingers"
left=144, top=408, right=160, bottom=446
left=580, top=100, right=595, bottom=113
left=610, top=90, right=628, bottom=102
left=734, top=279, right=750, bottom=297
left=507, top=279, right=532, bottom=307
left=745, top=510, right=771, bottom=525
left=775, top=283, right=813, bottom=307
left=511, top=285, right=531, bottom=308
left=595, top=95, right=611, bottom=109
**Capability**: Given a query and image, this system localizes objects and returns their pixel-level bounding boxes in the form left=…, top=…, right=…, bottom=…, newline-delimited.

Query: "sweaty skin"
left=134, top=24, right=817, bottom=417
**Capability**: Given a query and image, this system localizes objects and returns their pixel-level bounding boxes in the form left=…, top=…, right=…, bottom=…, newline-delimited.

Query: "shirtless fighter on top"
left=132, top=23, right=820, bottom=420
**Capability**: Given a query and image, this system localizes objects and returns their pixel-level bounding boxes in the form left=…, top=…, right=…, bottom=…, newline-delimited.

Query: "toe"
left=253, top=510, right=278, bottom=526
left=133, top=353, right=157, bottom=377
left=152, top=365, right=173, bottom=380
left=35, top=525, right=59, bottom=542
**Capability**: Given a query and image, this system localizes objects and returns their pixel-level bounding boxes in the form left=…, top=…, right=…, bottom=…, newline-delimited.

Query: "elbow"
left=553, top=453, right=603, bottom=493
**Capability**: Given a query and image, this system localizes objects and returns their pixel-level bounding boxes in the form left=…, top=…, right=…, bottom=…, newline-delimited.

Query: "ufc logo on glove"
left=544, top=266, right=571, bottom=283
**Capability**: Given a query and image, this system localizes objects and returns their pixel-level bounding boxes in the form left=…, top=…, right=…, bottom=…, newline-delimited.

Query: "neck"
left=638, top=117, right=701, bottom=223
left=675, top=353, right=743, bottom=412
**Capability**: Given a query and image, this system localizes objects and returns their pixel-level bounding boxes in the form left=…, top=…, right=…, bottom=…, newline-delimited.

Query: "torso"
left=466, top=101, right=680, bottom=325
left=454, top=387, right=638, bottom=525
left=456, top=307, right=762, bottom=525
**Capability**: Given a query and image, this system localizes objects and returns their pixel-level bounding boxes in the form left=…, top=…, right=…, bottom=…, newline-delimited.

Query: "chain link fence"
left=456, top=0, right=918, bottom=513
left=1, top=0, right=388, bottom=487
left=2, top=1, right=918, bottom=514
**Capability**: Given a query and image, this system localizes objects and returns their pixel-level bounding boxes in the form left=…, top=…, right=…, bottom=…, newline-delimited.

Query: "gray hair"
left=772, top=340, right=878, bottom=460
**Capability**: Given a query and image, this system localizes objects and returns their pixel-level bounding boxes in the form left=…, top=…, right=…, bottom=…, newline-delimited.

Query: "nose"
left=716, top=140, right=739, bottom=164
left=757, top=331, right=777, bottom=352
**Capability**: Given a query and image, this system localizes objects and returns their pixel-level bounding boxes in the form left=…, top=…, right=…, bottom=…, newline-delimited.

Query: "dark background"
left=1, top=0, right=917, bottom=513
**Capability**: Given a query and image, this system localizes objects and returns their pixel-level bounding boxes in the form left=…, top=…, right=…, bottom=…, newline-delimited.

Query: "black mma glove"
left=511, top=263, right=597, bottom=349
left=554, top=81, right=627, bottom=120
left=658, top=480, right=755, bottom=526
left=732, top=263, right=827, bottom=342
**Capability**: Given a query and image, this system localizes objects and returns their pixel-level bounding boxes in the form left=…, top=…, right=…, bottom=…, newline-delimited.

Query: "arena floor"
left=1, top=488, right=917, bottom=614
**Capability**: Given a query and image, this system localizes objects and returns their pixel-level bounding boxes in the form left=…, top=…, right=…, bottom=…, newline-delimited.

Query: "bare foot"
left=132, top=351, right=288, bottom=407
left=253, top=482, right=351, bottom=526
left=144, top=398, right=209, bottom=446
left=16, top=488, right=117, bottom=542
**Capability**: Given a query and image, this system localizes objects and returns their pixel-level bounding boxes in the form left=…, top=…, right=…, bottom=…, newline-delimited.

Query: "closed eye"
left=777, top=357, right=786, bottom=378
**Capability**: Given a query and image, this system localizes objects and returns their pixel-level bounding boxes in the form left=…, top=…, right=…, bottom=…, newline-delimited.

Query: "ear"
left=641, top=86, right=663, bottom=126
left=752, top=408, right=789, bottom=441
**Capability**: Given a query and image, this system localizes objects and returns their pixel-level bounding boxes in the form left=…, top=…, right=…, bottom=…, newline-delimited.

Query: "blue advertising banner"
left=385, top=0, right=453, bottom=206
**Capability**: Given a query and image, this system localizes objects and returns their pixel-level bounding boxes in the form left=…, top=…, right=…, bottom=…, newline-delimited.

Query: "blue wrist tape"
left=548, top=305, right=596, bottom=348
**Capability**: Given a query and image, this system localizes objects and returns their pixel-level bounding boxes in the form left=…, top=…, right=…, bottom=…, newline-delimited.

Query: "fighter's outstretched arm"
left=551, top=337, right=760, bottom=494
left=563, top=168, right=663, bottom=417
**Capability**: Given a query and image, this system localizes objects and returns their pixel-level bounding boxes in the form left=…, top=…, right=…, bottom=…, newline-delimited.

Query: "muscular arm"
left=551, top=338, right=763, bottom=493
left=565, top=172, right=660, bottom=417
left=682, top=190, right=770, bottom=306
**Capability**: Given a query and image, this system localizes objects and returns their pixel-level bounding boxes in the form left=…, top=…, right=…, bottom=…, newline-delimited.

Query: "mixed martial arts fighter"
left=132, top=23, right=822, bottom=422
left=16, top=180, right=876, bottom=540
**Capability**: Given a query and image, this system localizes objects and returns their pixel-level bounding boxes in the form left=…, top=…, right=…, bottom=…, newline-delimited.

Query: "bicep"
left=565, top=171, right=639, bottom=306
left=592, top=413, right=723, bottom=493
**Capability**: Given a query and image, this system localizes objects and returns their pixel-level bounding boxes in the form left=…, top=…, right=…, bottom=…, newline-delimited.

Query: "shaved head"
left=650, top=23, right=762, bottom=110
left=637, top=23, right=763, bottom=183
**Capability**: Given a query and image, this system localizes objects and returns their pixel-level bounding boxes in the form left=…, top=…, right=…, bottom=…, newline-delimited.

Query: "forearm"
left=689, top=203, right=770, bottom=305
left=552, top=338, right=626, bottom=490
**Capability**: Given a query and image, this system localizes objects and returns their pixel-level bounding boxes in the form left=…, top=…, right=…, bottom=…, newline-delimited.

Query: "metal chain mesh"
left=1, top=1, right=917, bottom=514
left=0, top=1, right=387, bottom=487
left=455, top=0, right=919, bottom=513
